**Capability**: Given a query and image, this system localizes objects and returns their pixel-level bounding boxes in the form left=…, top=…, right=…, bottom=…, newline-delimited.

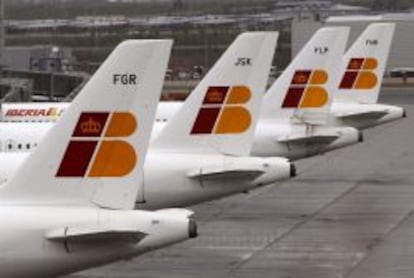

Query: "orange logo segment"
left=310, top=70, right=328, bottom=85
left=300, top=87, right=328, bottom=108
left=56, top=111, right=137, bottom=178
left=355, top=71, right=378, bottom=89
left=215, top=106, right=251, bottom=134
left=191, top=86, right=252, bottom=134
left=281, top=70, right=328, bottom=108
left=363, top=58, right=378, bottom=70
left=227, top=86, right=251, bottom=104
left=88, top=140, right=137, bottom=177
left=105, top=112, right=137, bottom=137
left=339, top=57, right=378, bottom=89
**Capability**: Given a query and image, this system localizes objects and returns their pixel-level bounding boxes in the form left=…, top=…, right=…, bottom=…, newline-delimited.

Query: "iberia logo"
left=339, top=57, right=378, bottom=89
left=5, top=107, right=64, bottom=118
left=56, top=112, right=137, bottom=177
left=281, top=69, right=329, bottom=108
left=191, top=86, right=252, bottom=134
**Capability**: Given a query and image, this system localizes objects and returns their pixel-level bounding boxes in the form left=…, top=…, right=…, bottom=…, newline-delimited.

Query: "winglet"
left=0, top=40, right=173, bottom=210
left=152, top=32, right=279, bottom=156
left=261, top=27, right=350, bottom=125
left=335, top=23, right=395, bottom=104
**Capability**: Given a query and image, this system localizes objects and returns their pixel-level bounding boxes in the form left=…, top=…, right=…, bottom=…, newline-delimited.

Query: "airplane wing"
left=336, top=110, right=388, bottom=120
left=45, top=225, right=147, bottom=243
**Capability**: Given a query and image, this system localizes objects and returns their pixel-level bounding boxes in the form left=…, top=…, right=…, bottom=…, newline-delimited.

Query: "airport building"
left=292, top=13, right=414, bottom=72
left=0, top=45, right=74, bottom=72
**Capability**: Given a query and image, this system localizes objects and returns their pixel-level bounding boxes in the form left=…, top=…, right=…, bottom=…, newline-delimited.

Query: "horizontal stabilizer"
left=46, top=225, right=147, bottom=243
left=336, top=110, right=388, bottom=120
left=277, top=134, right=338, bottom=144
left=187, top=167, right=263, bottom=180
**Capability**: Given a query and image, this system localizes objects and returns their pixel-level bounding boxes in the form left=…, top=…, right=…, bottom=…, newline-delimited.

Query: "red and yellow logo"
left=191, top=86, right=252, bottom=134
left=281, top=70, right=328, bottom=108
left=56, top=112, right=137, bottom=177
left=5, top=107, right=64, bottom=118
left=339, top=57, right=378, bottom=89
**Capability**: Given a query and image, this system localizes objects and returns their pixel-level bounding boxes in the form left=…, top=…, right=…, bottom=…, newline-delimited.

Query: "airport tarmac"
left=70, top=86, right=414, bottom=278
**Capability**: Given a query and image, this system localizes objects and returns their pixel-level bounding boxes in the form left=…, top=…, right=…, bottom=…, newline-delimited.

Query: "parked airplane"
left=0, top=32, right=294, bottom=210
left=0, top=24, right=403, bottom=134
left=0, top=28, right=362, bottom=161
left=154, top=26, right=363, bottom=160
left=0, top=40, right=198, bottom=277
left=251, top=26, right=360, bottom=159
left=146, top=24, right=405, bottom=159
left=329, top=23, right=405, bottom=129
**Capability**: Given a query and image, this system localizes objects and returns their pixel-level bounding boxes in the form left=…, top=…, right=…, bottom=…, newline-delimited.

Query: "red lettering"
left=5, top=109, right=18, bottom=116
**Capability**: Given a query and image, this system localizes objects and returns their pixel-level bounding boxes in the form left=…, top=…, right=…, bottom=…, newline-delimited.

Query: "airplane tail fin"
left=0, top=40, right=172, bottom=210
left=152, top=32, right=279, bottom=156
left=336, top=23, right=395, bottom=104
left=261, top=27, right=350, bottom=125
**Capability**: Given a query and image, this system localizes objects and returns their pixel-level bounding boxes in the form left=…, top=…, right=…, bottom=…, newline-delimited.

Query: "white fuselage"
left=0, top=205, right=191, bottom=277
left=156, top=101, right=403, bottom=159
left=329, top=102, right=405, bottom=129
left=157, top=102, right=363, bottom=160
left=139, top=152, right=292, bottom=209
left=251, top=120, right=361, bottom=160
left=0, top=152, right=293, bottom=210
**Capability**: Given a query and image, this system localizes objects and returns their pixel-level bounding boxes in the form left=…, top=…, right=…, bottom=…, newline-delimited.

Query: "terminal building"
left=292, top=13, right=414, bottom=72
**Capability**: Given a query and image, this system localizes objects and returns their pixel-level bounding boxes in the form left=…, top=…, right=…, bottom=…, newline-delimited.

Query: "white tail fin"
left=261, top=27, right=350, bottom=125
left=152, top=32, right=278, bottom=156
left=0, top=40, right=172, bottom=210
left=335, top=23, right=395, bottom=104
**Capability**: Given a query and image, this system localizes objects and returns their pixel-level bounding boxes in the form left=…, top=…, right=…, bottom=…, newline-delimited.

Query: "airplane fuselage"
left=251, top=120, right=361, bottom=160
left=0, top=206, right=191, bottom=277
left=329, top=102, right=405, bottom=129
left=138, top=152, right=292, bottom=209
left=0, top=152, right=293, bottom=210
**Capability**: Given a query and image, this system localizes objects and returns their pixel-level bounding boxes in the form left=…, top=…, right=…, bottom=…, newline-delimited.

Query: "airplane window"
left=7, top=144, right=12, bottom=150
left=26, top=144, right=30, bottom=150
left=17, top=144, right=22, bottom=150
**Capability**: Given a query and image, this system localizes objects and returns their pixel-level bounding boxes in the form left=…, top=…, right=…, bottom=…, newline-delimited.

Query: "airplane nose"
left=290, top=163, right=297, bottom=177
left=358, top=131, right=364, bottom=142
